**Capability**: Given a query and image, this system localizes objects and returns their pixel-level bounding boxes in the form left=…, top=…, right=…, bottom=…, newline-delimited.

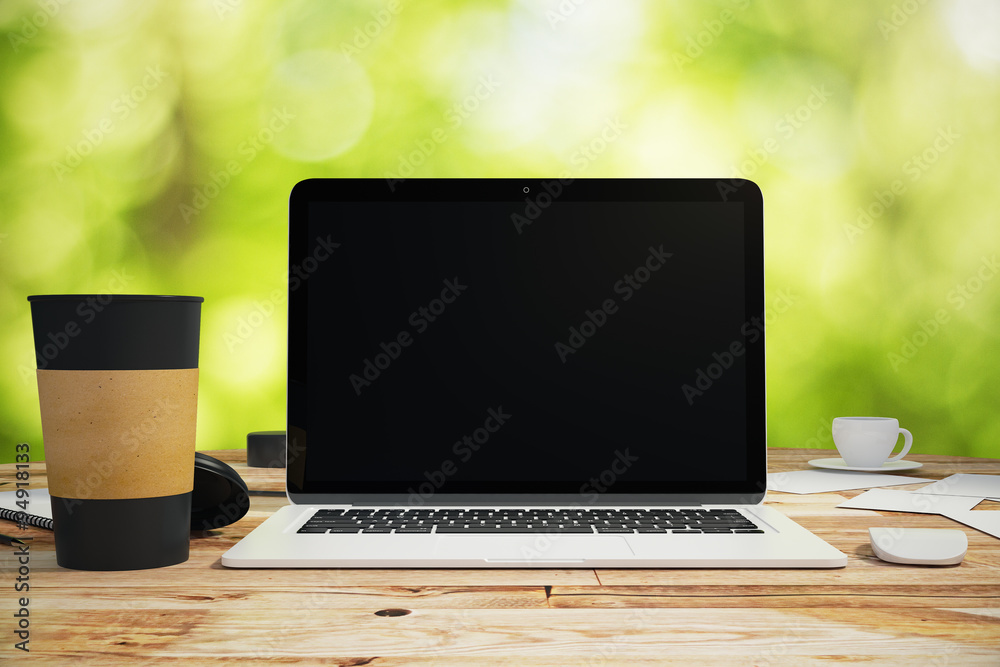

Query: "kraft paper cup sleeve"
left=37, top=368, right=198, bottom=500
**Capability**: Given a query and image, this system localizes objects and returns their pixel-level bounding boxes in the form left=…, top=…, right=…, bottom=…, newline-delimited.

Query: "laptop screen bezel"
left=286, top=178, right=766, bottom=506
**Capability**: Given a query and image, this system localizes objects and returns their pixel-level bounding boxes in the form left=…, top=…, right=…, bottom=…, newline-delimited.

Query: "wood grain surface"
left=2, top=447, right=998, bottom=665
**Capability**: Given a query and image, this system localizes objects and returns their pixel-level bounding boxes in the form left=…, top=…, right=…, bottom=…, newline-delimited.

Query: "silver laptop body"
left=222, top=178, right=846, bottom=569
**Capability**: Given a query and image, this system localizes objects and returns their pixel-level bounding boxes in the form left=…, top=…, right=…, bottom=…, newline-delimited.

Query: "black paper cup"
left=28, top=295, right=203, bottom=570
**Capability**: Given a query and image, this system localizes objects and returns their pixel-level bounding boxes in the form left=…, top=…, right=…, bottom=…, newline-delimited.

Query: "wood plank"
left=0, top=545, right=600, bottom=587
left=595, top=528, right=1000, bottom=587
left=548, top=585, right=1000, bottom=608
left=19, top=608, right=1000, bottom=662
left=594, top=563, right=1000, bottom=587
left=9, top=657, right=999, bottom=667
left=32, top=586, right=549, bottom=610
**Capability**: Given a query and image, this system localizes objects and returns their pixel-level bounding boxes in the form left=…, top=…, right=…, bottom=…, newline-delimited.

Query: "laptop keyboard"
left=297, top=508, right=763, bottom=534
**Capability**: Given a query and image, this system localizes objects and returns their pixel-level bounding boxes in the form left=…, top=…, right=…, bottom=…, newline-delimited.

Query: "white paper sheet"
left=837, top=488, right=982, bottom=514
left=767, top=470, right=932, bottom=494
left=940, top=509, right=1000, bottom=539
left=915, top=474, right=1000, bottom=499
left=0, top=488, right=52, bottom=519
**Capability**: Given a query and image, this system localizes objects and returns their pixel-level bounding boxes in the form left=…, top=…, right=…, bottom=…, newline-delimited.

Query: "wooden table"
left=2, top=448, right=998, bottom=665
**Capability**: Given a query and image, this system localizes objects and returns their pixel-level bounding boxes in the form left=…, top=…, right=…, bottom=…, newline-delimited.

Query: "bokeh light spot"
left=264, top=50, right=374, bottom=162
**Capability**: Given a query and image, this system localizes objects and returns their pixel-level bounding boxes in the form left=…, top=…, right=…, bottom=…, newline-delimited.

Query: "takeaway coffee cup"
left=28, top=295, right=203, bottom=570
left=832, top=417, right=913, bottom=468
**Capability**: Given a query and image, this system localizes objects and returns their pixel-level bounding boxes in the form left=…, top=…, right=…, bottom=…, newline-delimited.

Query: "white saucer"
left=808, top=457, right=923, bottom=473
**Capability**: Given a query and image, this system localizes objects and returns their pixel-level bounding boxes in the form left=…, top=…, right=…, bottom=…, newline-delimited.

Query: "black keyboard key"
left=321, top=521, right=367, bottom=526
left=435, top=525, right=594, bottom=534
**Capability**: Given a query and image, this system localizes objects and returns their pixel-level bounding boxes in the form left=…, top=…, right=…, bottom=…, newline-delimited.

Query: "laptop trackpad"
left=435, top=535, right=634, bottom=563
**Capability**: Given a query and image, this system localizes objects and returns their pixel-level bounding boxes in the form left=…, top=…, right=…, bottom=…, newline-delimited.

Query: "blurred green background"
left=1, top=0, right=998, bottom=465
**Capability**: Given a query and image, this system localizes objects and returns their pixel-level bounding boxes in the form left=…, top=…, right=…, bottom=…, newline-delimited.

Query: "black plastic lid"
left=28, top=295, right=204, bottom=302
left=28, top=294, right=203, bottom=370
left=191, top=452, right=250, bottom=531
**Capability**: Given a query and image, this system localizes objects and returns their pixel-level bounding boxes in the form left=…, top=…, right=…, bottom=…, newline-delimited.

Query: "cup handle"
left=886, top=428, right=913, bottom=462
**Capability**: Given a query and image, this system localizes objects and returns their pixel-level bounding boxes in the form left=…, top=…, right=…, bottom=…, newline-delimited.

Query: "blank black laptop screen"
left=287, top=179, right=764, bottom=499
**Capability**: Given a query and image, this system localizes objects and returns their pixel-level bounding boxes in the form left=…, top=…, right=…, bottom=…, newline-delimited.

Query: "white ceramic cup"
left=832, top=417, right=913, bottom=468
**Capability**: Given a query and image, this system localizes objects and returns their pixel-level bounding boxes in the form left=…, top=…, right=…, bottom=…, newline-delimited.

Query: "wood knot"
left=374, top=608, right=411, bottom=617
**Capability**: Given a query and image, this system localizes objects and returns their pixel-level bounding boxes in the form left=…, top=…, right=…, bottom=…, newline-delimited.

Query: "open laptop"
left=222, top=178, right=847, bottom=568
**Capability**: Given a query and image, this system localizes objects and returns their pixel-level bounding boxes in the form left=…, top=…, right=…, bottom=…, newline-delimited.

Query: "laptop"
left=221, top=177, right=847, bottom=568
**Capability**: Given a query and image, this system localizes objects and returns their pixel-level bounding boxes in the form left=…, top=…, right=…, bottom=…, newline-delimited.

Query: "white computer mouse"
left=869, top=527, right=967, bottom=565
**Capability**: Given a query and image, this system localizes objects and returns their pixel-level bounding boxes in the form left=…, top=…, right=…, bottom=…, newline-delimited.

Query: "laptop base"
left=222, top=504, right=847, bottom=568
